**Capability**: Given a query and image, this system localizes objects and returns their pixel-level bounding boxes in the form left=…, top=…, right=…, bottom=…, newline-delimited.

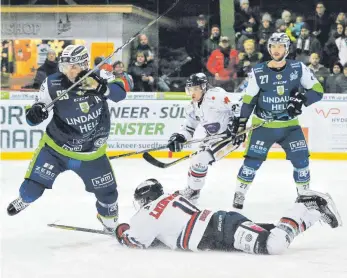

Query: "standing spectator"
left=206, top=36, right=238, bottom=91
left=311, top=2, right=332, bottom=46
left=237, top=23, right=257, bottom=51
left=258, top=13, right=274, bottom=60
left=23, top=48, right=58, bottom=89
left=281, top=10, right=296, bottom=42
left=94, top=56, right=113, bottom=74
left=323, top=23, right=344, bottom=67
left=234, top=0, right=257, bottom=34
left=185, top=14, right=209, bottom=74
left=112, top=61, right=134, bottom=92
left=329, top=13, right=346, bottom=38
left=132, top=34, right=155, bottom=63
left=128, top=51, right=156, bottom=92
left=203, top=24, right=221, bottom=59
left=291, top=15, right=305, bottom=38
left=275, top=19, right=287, bottom=33
left=307, top=53, right=329, bottom=87
left=295, top=23, right=322, bottom=65
left=325, top=62, right=343, bottom=93
left=237, top=39, right=263, bottom=78
left=336, top=64, right=347, bottom=93
left=335, top=25, right=347, bottom=66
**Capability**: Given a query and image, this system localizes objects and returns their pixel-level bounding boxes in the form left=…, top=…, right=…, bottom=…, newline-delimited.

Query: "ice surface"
left=1, top=159, right=347, bottom=278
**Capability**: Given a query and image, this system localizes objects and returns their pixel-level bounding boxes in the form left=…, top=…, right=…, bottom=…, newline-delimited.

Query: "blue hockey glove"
left=26, top=102, right=49, bottom=125
left=287, top=92, right=307, bottom=118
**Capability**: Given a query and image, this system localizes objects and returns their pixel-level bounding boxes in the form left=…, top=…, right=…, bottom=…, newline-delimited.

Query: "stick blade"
left=143, top=152, right=168, bottom=168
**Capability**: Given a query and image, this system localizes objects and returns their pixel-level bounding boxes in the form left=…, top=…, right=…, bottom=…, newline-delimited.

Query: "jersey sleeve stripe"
left=182, top=212, right=199, bottom=250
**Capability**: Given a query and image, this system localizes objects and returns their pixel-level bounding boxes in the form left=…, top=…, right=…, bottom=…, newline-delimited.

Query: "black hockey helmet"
left=134, top=179, right=164, bottom=208
left=186, top=73, right=208, bottom=89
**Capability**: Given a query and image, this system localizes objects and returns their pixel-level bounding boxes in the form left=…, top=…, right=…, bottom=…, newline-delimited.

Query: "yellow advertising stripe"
left=1, top=151, right=346, bottom=161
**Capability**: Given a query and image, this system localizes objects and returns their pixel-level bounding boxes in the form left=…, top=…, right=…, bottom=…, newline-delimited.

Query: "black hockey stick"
left=108, top=133, right=227, bottom=160
left=142, top=118, right=278, bottom=168
left=48, top=223, right=111, bottom=235
left=42, top=0, right=181, bottom=112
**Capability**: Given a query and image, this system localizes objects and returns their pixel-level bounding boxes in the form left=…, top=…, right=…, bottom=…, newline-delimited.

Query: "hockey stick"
left=42, top=0, right=181, bottom=112
left=108, top=133, right=227, bottom=160
left=48, top=223, right=111, bottom=235
left=142, top=118, right=278, bottom=168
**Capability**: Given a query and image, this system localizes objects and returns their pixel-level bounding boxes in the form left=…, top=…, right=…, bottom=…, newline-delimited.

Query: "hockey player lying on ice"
left=114, top=179, right=341, bottom=254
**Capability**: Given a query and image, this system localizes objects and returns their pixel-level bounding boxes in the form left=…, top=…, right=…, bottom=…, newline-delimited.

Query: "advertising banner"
left=0, top=92, right=346, bottom=160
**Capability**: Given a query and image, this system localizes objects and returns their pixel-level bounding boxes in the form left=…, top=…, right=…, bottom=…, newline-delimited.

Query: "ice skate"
left=296, top=191, right=342, bottom=228
left=7, top=197, right=30, bottom=216
left=233, top=191, right=245, bottom=209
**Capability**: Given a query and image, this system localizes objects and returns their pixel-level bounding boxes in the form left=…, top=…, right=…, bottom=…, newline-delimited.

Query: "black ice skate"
left=233, top=192, right=245, bottom=209
left=7, top=197, right=30, bottom=216
left=296, top=191, right=342, bottom=228
left=176, top=187, right=200, bottom=203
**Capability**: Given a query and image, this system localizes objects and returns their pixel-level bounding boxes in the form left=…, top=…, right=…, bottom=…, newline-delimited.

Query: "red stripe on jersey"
left=183, top=212, right=199, bottom=250
left=190, top=170, right=207, bottom=178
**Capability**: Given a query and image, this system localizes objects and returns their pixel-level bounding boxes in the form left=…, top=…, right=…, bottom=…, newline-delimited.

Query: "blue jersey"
left=31, top=71, right=126, bottom=155
left=241, top=60, right=323, bottom=126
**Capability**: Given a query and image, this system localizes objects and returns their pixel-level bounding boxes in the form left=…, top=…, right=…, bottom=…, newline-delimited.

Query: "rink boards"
left=0, top=92, right=346, bottom=160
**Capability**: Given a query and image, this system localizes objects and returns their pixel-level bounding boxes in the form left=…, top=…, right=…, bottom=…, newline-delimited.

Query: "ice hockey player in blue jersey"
left=229, top=33, right=324, bottom=209
left=7, top=45, right=127, bottom=232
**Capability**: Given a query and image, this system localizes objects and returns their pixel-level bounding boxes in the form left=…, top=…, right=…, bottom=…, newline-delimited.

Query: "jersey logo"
left=276, top=74, right=282, bottom=80
left=290, top=71, right=298, bottom=81
left=79, top=102, right=90, bottom=113
left=276, top=86, right=285, bottom=96
left=224, top=96, right=230, bottom=104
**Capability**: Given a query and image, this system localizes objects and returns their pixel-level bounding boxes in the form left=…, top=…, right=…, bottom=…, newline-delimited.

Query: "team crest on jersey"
left=79, top=102, right=90, bottom=113
left=290, top=71, right=298, bottom=81
left=276, top=74, right=282, bottom=80
left=276, top=86, right=285, bottom=96
left=76, top=90, right=85, bottom=96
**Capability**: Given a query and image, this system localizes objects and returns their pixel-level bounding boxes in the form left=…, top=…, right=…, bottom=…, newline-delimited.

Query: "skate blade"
left=303, top=190, right=343, bottom=227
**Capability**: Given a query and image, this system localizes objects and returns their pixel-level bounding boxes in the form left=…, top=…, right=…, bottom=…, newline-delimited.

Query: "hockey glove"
left=26, top=102, right=49, bottom=125
left=287, top=92, right=307, bottom=118
left=227, top=117, right=247, bottom=146
left=115, top=223, right=130, bottom=245
left=77, top=71, right=109, bottom=97
left=168, top=133, right=186, bottom=152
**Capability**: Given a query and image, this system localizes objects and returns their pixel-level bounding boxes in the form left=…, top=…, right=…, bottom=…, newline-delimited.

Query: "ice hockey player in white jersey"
left=115, top=179, right=341, bottom=254
left=167, top=73, right=241, bottom=202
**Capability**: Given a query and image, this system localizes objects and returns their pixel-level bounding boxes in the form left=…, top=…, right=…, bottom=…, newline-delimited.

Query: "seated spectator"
left=281, top=10, right=296, bottom=42
left=206, top=36, right=238, bottom=91
left=258, top=13, right=274, bottom=60
left=23, top=48, right=58, bottom=89
left=132, top=34, right=155, bottom=63
left=237, top=39, right=263, bottom=78
left=335, top=25, right=347, bottom=66
left=325, top=62, right=343, bottom=93
left=94, top=56, right=113, bottom=73
left=291, top=15, right=305, bottom=38
left=203, top=24, right=221, bottom=59
left=237, top=23, right=257, bottom=51
left=335, top=63, right=347, bottom=93
left=112, top=61, right=134, bottom=92
left=307, top=53, right=329, bottom=87
left=128, top=51, right=156, bottom=92
left=295, top=23, right=322, bottom=65
left=234, top=0, right=257, bottom=34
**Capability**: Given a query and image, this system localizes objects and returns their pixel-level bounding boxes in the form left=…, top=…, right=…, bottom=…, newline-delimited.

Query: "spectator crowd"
left=1, top=1, right=347, bottom=93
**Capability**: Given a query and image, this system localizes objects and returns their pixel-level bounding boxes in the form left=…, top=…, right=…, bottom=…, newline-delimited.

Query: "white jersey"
left=123, top=193, right=214, bottom=251
left=179, top=87, right=241, bottom=140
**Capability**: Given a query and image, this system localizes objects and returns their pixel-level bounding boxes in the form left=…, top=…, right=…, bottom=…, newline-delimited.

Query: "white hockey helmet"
left=59, top=45, right=90, bottom=74
left=267, top=33, right=290, bottom=61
